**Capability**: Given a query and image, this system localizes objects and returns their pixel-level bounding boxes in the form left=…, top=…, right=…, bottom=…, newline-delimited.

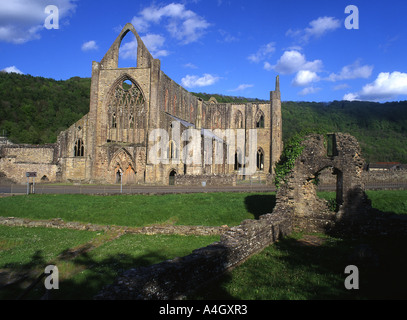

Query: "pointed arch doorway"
left=110, top=148, right=137, bottom=185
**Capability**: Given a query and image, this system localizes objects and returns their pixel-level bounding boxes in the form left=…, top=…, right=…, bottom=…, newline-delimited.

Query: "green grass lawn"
left=0, top=190, right=406, bottom=300
left=0, top=192, right=276, bottom=227
left=191, top=232, right=407, bottom=300
left=0, top=224, right=219, bottom=300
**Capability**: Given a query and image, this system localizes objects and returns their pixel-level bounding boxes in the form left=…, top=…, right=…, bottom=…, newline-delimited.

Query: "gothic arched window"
left=74, top=139, right=84, bottom=157
left=256, top=112, right=265, bottom=128
left=257, top=148, right=264, bottom=171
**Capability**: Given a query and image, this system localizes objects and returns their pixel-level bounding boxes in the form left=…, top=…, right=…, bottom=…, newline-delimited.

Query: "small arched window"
left=112, top=112, right=117, bottom=128
left=256, top=113, right=265, bottom=128
left=234, top=149, right=243, bottom=171
left=257, top=148, right=264, bottom=171
left=74, top=139, right=84, bottom=157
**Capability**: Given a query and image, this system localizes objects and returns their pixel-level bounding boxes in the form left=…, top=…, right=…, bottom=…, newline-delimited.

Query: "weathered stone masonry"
left=94, top=133, right=407, bottom=300
left=0, top=23, right=283, bottom=186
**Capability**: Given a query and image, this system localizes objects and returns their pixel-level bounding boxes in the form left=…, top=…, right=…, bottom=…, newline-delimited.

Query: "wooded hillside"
left=1, top=72, right=406, bottom=163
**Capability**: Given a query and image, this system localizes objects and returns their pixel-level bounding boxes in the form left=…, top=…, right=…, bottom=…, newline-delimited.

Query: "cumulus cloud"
left=1, top=66, right=24, bottom=74
left=292, top=70, right=320, bottom=86
left=0, top=0, right=76, bottom=44
left=81, top=40, right=98, bottom=51
left=343, top=71, right=407, bottom=101
left=328, top=60, right=373, bottom=81
left=287, top=16, right=341, bottom=44
left=131, top=3, right=210, bottom=44
left=271, top=50, right=323, bottom=75
left=181, top=74, right=219, bottom=88
left=248, top=42, right=276, bottom=63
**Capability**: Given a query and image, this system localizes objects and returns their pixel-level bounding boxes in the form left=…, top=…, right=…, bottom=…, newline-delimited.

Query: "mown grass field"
left=0, top=192, right=275, bottom=227
left=0, top=190, right=406, bottom=300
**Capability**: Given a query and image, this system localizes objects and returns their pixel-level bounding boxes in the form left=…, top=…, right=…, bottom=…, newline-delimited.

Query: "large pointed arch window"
left=107, top=76, right=146, bottom=143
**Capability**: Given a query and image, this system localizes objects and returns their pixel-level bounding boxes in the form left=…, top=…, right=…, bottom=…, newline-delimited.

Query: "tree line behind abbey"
left=1, top=72, right=406, bottom=164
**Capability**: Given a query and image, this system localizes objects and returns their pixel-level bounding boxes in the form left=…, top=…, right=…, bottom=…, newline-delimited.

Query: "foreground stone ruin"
left=95, top=133, right=407, bottom=300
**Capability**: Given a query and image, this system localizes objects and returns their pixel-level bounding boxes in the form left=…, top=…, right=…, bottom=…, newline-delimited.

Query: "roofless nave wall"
left=0, top=23, right=283, bottom=186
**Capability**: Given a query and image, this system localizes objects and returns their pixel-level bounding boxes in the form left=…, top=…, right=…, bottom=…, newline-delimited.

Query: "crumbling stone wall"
left=93, top=133, right=406, bottom=300
left=0, top=144, right=60, bottom=183
left=95, top=213, right=291, bottom=300
left=274, top=133, right=407, bottom=235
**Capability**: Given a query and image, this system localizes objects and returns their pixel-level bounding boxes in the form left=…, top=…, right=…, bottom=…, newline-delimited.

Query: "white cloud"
left=229, top=84, right=254, bottom=92
left=305, top=16, right=341, bottom=38
left=181, top=74, right=219, bottom=88
left=0, top=0, right=76, bottom=44
left=328, top=60, right=373, bottom=81
left=131, top=3, right=210, bottom=44
left=1, top=66, right=24, bottom=74
left=271, top=50, right=323, bottom=75
left=299, top=86, right=321, bottom=96
left=248, top=42, right=276, bottom=63
left=141, top=34, right=169, bottom=58
left=287, top=16, right=340, bottom=44
left=343, top=93, right=359, bottom=101
left=81, top=40, right=98, bottom=51
left=343, top=72, right=407, bottom=101
left=120, top=34, right=169, bottom=60
left=263, top=62, right=273, bottom=71
left=292, top=70, right=320, bottom=86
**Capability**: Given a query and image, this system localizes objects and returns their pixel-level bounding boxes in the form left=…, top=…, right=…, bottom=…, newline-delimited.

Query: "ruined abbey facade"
left=0, top=24, right=282, bottom=186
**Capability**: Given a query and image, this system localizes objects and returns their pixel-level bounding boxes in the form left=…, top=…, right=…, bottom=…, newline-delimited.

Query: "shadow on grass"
left=244, top=194, right=277, bottom=219
left=190, top=233, right=407, bottom=300
left=0, top=249, right=171, bottom=300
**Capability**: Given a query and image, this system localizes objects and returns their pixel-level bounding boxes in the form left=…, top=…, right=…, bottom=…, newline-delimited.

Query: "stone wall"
left=95, top=212, right=291, bottom=300
left=175, top=174, right=237, bottom=186
left=0, top=144, right=59, bottom=183
left=91, top=133, right=407, bottom=300
left=318, top=167, right=407, bottom=185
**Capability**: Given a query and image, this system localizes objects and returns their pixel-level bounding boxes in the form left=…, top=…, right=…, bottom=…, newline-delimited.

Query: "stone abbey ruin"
left=0, top=23, right=282, bottom=186
left=1, top=23, right=406, bottom=300
left=95, top=132, right=407, bottom=299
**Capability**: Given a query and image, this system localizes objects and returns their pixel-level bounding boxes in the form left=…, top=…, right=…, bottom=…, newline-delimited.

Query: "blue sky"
left=1, top=0, right=407, bottom=102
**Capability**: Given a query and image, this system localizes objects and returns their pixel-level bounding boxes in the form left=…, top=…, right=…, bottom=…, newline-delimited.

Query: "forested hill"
left=0, top=72, right=90, bottom=144
left=1, top=72, right=406, bottom=163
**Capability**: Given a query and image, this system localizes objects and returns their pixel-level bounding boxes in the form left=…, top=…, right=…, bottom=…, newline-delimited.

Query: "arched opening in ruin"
left=122, top=79, right=133, bottom=91
left=169, top=170, right=176, bottom=186
left=256, top=112, right=265, bottom=128
left=74, top=139, right=84, bottom=157
left=41, top=175, right=49, bottom=182
left=314, top=166, right=344, bottom=212
left=115, top=166, right=123, bottom=184
left=257, top=148, right=264, bottom=171
left=118, top=31, right=138, bottom=69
